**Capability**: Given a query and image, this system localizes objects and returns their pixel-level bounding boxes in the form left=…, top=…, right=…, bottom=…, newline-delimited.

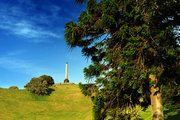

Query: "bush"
left=9, top=86, right=19, bottom=90
left=39, top=75, right=54, bottom=86
left=24, top=75, right=54, bottom=96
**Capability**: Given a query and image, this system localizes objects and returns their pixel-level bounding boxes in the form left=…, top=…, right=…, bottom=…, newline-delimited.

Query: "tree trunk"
left=149, top=74, right=164, bottom=120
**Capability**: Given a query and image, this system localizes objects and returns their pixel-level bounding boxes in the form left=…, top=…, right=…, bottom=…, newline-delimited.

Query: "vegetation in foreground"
left=65, top=0, right=180, bottom=119
left=0, top=84, right=179, bottom=120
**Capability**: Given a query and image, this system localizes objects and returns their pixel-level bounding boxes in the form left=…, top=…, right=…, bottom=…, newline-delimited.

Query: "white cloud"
left=0, top=19, right=61, bottom=42
left=0, top=2, right=63, bottom=43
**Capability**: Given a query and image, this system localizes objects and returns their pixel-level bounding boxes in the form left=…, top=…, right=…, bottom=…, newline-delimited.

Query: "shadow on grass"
left=164, top=109, right=180, bottom=120
left=28, top=88, right=55, bottom=101
left=47, top=88, right=55, bottom=95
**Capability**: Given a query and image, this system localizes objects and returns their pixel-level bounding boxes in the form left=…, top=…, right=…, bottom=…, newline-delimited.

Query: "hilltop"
left=0, top=84, right=92, bottom=120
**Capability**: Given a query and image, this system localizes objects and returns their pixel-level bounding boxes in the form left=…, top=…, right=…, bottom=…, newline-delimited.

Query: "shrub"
left=9, top=86, right=19, bottom=90
left=39, top=75, right=54, bottom=86
left=24, top=75, right=54, bottom=96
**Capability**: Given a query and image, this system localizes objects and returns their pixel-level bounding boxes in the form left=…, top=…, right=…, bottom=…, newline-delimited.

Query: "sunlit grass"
left=0, top=85, right=179, bottom=120
left=139, top=106, right=180, bottom=120
left=0, top=85, right=92, bottom=120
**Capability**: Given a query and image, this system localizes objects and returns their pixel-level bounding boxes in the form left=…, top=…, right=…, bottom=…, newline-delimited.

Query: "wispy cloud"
left=7, top=50, right=25, bottom=56
left=0, top=19, right=61, bottom=43
left=0, top=56, right=64, bottom=83
left=15, top=21, right=60, bottom=38
left=0, top=0, right=63, bottom=43
left=0, top=57, right=48, bottom=76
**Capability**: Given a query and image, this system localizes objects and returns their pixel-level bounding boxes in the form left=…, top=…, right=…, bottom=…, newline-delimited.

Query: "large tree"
left=65, top=0, right=180, bottom=119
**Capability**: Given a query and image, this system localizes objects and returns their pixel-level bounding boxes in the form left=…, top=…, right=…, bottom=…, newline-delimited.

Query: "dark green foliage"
left=24, top=75, right=54, bottom=96
left=9, top=86, right=19, bottom=90
left=79, top=82, right=88, bottom=96
left=66, top=0, right=180, bottom=119
left=83, top=62, right=103, bottom=80
left=162, top=83, right=180, bottom=109
left=79, top=82, right=97, bottom=96
left=24, top=77, right=48, bottom=96
left=39, top=75, right=54, bottom=86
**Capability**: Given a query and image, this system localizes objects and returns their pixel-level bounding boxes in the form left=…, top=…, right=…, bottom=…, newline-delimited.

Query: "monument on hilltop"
left=64, top=62, right=70, bottom=83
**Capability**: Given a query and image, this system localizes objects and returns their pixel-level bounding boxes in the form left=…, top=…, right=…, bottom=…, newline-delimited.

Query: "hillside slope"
left=0, top=84, right=93, bottom=120
left=1, top=84, right=179, bottom=120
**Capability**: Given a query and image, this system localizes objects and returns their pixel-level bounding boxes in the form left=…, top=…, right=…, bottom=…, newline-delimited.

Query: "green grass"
left=139, top=106, right=180, bottom=120
left=0, top=84, right=92, bottom=120
left=0, top=85, right=179, bottom=120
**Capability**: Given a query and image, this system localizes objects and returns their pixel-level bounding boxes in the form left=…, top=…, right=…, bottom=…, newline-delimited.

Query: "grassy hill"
left=0, top=84, right=179, bottom=120
left=0, top=84, right=92, bottom=120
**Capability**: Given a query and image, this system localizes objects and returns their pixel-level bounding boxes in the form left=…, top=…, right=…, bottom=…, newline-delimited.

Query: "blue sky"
left=0, top=0, right=91, bottom=88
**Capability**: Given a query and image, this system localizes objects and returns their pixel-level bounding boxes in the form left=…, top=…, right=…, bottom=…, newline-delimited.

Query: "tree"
left=162, top=55, right=180, bottom=109
left=162, top=83, right=180, bottom=109
left=65, top=0, right=180, bottom=119
left=39, top=75, right=54, bottom=86
left=9, top=86, right=19, bottom=90
left=24, top=75, right=54, bottom=96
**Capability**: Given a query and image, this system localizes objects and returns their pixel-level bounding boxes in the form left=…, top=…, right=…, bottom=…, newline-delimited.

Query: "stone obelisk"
left=64, top=62, right=69, bottom=83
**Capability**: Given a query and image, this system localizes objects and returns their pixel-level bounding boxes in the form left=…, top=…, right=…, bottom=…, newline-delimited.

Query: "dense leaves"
left=66, top=0, right=180, bottom=119
left=39, top=75, right=54, bottom=86
left=79, top=82, right=97, bottom=96
left=24, top=75, right=54, bottom=96
left=162, top=84, right=180, bottom=109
